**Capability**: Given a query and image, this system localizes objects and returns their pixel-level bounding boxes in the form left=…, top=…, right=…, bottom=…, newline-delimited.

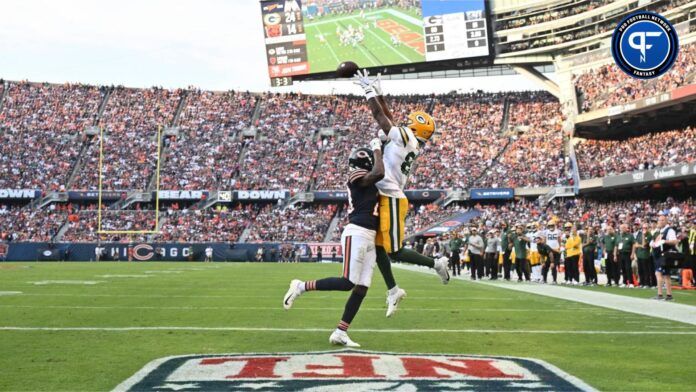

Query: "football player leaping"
left=353, top=69, right=450, bottom=318
left=283, top=138, right=384, bottom=347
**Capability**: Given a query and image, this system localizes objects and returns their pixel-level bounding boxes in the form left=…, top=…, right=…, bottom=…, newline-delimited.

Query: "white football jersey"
left=376, top=126, right=419, bottom=199
left=544, top=229, right=561, bottom=251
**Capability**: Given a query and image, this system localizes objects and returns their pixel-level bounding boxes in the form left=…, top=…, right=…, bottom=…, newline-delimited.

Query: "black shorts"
left=654, top=257, right=670, bottom=274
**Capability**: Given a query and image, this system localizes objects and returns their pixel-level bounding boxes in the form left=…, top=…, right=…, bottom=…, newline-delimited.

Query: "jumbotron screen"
left=260, top=0, right=493, bottom=84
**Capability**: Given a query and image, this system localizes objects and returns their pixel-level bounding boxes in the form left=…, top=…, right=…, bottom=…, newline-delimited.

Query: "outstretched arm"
left=354, top=70, right=392, bottom=133
left=373, top=74, right=395, bottom=123
left=367, top=97, right=393, bottom=133
left=355, top=139, right=385, bottom=187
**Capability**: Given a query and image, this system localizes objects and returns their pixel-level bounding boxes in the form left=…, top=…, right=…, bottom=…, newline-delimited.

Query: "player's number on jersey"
left=401, top=152, right=416, bottom=176
left=347, top=188, right=379, bottom=217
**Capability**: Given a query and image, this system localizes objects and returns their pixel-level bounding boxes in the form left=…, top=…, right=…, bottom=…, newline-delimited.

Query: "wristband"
left=364, top=88, right=377, bottom=100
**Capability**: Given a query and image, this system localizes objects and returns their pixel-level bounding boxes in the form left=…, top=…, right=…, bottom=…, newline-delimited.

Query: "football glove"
left=373, top=73, right=383, bottom=96
left=353, top=69, right=376, bottom=100
left=377, top=129, right=388, bottom=142
left=369, top=138, right=382, bottom=151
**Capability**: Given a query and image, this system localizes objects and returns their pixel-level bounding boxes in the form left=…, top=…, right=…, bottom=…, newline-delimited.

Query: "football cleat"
left=385, top=287, right=407, bottom=318
left=283, top=279, right=303, bottom=310
left=329, top=329, right=360, bottom=347
left=434, top=257, right=450, bottom=284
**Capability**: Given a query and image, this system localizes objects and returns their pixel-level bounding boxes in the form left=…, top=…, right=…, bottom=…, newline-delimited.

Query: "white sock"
left=388, top=286, right=400, bottom=296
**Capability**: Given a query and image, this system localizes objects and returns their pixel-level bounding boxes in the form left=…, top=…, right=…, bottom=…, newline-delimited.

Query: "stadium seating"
left=575, top=126, right=696, bottom=179
left=495, top=0, right=614, bottom=31
left=159, top=90, right=257, bottom=190
left=472, top=92, right=569, bottom=188
left=0, top=82, right=103, bottom=190
left=246, top=204, right=337, bottom=242
left=158, top=206, right=256, bottom=242
left=4, top=81, right=691, bottom=194
left=60, top=210, right=157, bottom=242
left=0, top=72, right=693, bottom=245
left=573, top=42, right=696, bottom=112
left=410, top=93, right=505, bottom=190
left=0, top=205, right=66, bottom=242
left=235, top=93, right=334, bottom=192
left=497, top=0, right=690, bottom=53
left=71, top=87, right=183, bottom=190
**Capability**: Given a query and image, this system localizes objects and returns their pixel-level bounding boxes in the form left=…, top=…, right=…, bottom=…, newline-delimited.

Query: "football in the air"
left=336, top=61, right=359, bottom=78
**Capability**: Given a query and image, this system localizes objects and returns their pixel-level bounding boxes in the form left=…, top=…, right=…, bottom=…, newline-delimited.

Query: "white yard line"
left=0, top=291, right=22, bottom=296
left=0, top=304, right=619, bottom=313
left=1, top=326, right=694, bottom=334
left=29, top=280, right=105, bottom=285
left=394, top=264, right=696, bottom=326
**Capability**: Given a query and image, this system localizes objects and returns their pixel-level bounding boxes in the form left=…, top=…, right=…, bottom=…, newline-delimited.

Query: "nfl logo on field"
left=115, top=350, right=595, bottom=392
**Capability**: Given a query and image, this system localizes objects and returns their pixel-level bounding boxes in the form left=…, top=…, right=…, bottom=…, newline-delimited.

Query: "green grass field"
left=1, top=262, right=694, bottom=391
left=305, top=8, right=425, bottom=73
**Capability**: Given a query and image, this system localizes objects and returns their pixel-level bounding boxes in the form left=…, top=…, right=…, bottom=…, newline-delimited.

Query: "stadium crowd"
left=500, top=0, right=690, bottom=53
left=159, top=90, right=257, bottom=190
left=71, top=87, right=182, bottom=190
left=410, top=93, right=505, bottom=190
left=3, top=82, right=692, bottom=193
left=0, top=81, right=103, bottom=190
left=0, top=205, right=66, bottom=242
left=574, top=42, right=696, bottom=112
left=60, top=210, right=156, bottom=242
left=246, top=204, right=337, bottom=243
left=235, top=93, right=334, bottom=192
left=158, top=206, right=256, bottom=242
left=475, top=93, right=569, bottom=188
left=496, top=0, right=611, bottom=31
left=575, top=126, right=696, bottom=179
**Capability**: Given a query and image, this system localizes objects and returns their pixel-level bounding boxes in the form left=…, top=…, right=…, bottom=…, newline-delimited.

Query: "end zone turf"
left=0, top=262, right=694, bottom=391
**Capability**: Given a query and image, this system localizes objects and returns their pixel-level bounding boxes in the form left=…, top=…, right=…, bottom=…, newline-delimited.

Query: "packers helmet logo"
left=407, top=111, right=436, bottom=143
left=263, top=13, right=281, bottom=26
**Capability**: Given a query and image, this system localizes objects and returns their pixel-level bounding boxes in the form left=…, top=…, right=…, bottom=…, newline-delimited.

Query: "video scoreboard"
left=260, top=0, right=493, bottom=85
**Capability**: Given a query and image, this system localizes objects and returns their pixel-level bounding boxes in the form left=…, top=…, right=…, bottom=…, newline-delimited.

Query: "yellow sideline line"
left=97, top=125, right=162, bottom=235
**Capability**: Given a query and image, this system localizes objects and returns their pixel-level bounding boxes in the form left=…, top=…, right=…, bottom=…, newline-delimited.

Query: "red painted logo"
left=114, top=350, right=595, bottom=391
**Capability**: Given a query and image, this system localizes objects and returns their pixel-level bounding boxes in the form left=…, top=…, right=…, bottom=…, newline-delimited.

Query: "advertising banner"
left=469, top=188, right=514, bottom=200
left=602, top=162, right=696, bottom=187
left=0, top=189, right=41, bottom=199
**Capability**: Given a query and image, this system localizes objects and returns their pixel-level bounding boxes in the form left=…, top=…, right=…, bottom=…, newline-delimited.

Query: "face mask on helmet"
left=348, top=147, right=374, bottom=172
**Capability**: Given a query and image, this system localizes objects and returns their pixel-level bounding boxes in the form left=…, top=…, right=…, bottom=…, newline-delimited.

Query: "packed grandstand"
left=0, top=0, right=695, bottom=263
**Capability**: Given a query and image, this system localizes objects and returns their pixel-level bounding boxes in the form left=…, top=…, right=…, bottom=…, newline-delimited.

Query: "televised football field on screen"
left=1, top=262, right=695, bottom=391
left=304, top=7, right=426, bottom=74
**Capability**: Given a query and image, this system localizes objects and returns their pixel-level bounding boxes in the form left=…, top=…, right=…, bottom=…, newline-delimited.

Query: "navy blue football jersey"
left=347, top=169, right=379, bottom=231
